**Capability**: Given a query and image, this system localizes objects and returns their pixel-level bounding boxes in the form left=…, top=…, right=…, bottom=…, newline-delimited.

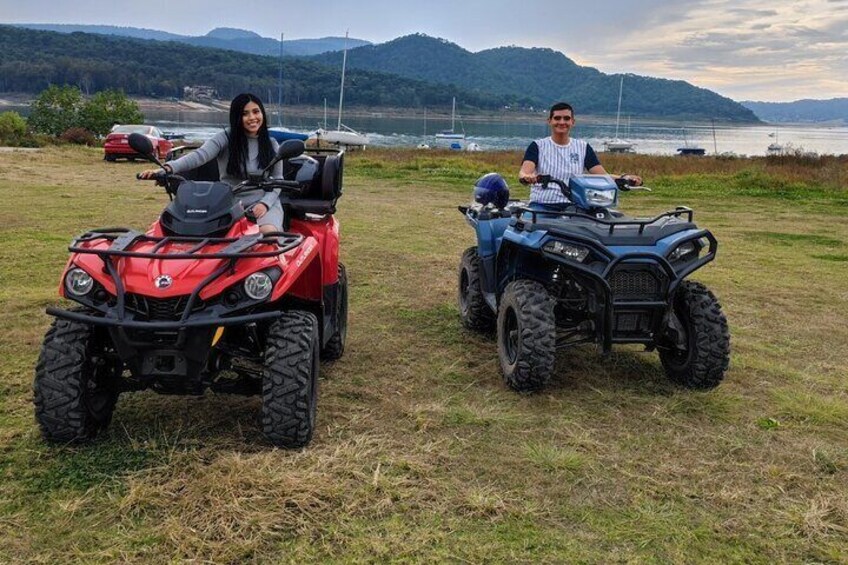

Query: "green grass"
left=0, top=146, right=846, bottom=562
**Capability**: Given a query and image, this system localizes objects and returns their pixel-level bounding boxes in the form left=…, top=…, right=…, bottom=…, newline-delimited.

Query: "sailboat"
left=766, top=128, right=784, bottom=155
left=603, top=76, right=635, bottom=153
left=314, top=31, right=369, bottom=148
left=435, top=97, right=465, bottom=140
left=676, top=127, right=705, bottom=156
left=268, top=32, right=310, bottom=143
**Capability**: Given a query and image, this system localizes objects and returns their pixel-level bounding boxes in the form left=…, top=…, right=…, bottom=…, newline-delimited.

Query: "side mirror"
left=277, top=139, right=305, bottom=160
left=262, top=139, right=305, bottom=176
left=128, top=133, right=161, bottom=165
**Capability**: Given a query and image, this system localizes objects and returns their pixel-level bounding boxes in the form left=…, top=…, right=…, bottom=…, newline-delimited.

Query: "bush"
left=59, top=127, right=97, bottom=146
left=0, top=111, right=28, bottom=145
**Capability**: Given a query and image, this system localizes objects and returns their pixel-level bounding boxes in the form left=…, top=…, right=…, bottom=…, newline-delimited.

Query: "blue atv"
left=458, top=173, right=730, bottom=392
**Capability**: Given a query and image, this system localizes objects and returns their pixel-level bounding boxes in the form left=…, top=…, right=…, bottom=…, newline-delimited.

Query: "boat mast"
left=451, top=96, right=456, bottom=132
left=614, top=76, right=624, bottom=138
left=712, top=118, right=718, bottom=154
left=337, top=30, right=349, bottom=131
left=277, top=32, right=284, bottom=127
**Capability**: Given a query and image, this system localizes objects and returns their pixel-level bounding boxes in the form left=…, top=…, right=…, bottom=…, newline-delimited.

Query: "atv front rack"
left=47, top=228, right=307, bottom=338
left=514, top=206, right=695, bottom=235
left=69, top=228, right=304, bottom=260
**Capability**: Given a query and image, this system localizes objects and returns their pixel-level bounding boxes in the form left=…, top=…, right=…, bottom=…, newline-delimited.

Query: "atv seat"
left=281, top=151, right=344, bottom=218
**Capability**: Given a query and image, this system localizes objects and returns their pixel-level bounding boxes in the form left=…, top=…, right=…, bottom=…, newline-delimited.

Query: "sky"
left=2, top=0, right=847, bottom=102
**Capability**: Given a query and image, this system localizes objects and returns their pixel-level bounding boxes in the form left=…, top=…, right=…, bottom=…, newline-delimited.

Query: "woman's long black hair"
left=226, top=93, right=275, bottom=178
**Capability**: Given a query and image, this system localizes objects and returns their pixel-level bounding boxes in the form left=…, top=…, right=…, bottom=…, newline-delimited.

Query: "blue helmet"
left=473, top=173, right=509, bottom=208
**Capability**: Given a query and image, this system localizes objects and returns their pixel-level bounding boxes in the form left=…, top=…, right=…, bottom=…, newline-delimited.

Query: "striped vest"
left=530, top=137, right=589, bottom=204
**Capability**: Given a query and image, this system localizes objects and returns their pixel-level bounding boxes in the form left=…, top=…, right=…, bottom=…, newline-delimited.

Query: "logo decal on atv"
left=295, top=240, right=316, bottom=268
left=155, top=274, right=173, bottom=289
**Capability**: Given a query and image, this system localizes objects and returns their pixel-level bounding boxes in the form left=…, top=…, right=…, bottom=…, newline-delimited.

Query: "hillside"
left=10, top=23, right=371, bottom=57
left=0, top=26, right=493, bottom=109
left=311, top=34, right=759, bottom=122
left=741, top=98, right=848, bottom=124
left=0, top=26, right=758, bottom=121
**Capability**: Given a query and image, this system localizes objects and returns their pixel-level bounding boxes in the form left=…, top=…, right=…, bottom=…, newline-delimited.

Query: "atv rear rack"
left=69, top=228, right=304, bottom=260
left=514, top=206, right=695, bottom=235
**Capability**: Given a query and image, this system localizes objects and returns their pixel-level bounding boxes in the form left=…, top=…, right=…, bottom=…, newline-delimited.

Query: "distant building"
left=183, top=85, right=217, bottom=101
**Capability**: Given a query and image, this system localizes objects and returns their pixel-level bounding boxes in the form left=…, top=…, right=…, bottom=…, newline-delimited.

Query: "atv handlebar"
left=521, top=174, right=649, bottom=194
left=232, top=177, right=306, bottom=196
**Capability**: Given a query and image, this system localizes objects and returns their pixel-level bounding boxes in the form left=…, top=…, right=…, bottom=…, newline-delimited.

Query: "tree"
left=79, top=89, right=144, bottom=135
left=27, top=85, right=83, bottom=136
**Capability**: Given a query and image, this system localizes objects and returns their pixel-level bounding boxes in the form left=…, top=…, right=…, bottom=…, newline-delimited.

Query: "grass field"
left=0, top=146, right=846, bottom=562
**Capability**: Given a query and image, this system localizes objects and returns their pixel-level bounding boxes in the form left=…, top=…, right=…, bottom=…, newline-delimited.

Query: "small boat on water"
left=603, top=76, right=635, bottom=153
left=268, top=127, right=310, bottom=143
left=603, top=139, right=636, bottom=153
left=676, top=128, right=705, bottom=156
left=766, top=129, right=785, bottom=155
left=435, top=97, right=465, bottom=140
left=314, top=30, right=370, bottom=149
left=313, top=127, right=368, bottom=148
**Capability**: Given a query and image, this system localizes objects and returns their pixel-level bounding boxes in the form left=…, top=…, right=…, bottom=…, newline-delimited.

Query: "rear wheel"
left=459, top=246, right=495, bottom=332
left=261, top=311, right=319, bottom=448
left=34, top=317, right=120, bottom=443
left=104, top=154, right=116, bottom=162
left=497, top=279, right=556, bottom=392
left=321, top=263, right=348, bottom=361
left=659, top=281, right=730, bottom=389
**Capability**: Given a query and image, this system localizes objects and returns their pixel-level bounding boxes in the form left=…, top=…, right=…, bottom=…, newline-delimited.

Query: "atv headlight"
left=669, top=241, right=697, bottom=262
left=544, top=240, right=590, bottom=262
left=244, top=272, right=273, bottom=300
left=585, top=188, right=616, bottom=207
left=65, top=268, right=94, bottom=296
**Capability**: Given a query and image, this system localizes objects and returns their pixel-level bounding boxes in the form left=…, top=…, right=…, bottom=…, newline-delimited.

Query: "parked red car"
left=104, top=125, right=174, bottom=161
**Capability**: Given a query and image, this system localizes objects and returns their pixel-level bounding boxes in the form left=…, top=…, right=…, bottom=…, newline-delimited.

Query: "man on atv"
left=519, top=102, right=642, bottom=210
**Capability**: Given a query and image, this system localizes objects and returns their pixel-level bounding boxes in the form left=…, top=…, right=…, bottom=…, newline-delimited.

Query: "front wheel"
left=261, top=311, right=319, bottom=448
left=659, top=281, right=730, bottom=389
left=497, top=279, right=556, bottom=392
left=34, top=317, right=120, bottom=443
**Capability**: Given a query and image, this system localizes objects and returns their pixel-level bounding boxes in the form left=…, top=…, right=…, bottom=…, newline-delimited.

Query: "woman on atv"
left=140, top=93, right=284, bottom=235
left=519, top=102, right=642, bottom=210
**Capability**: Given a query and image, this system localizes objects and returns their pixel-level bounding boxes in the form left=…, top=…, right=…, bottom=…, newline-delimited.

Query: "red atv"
left=34, top=133, right=348, bottom=448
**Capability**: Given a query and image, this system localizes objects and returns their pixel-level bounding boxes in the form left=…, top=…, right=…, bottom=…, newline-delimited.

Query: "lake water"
left=146, top=110, right=848, bottom=156
left=10, top=104, right=848, bottom=156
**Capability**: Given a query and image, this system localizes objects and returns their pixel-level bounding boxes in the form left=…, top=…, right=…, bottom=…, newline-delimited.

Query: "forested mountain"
left=0, top=26, right=491, bottom=108
left=741, top=98, right=848, bottom=124
left=311, top=34, right=759, bottom=122
left=10, top=24, right=370, bottom=56
left=0, top=26, right=759, bottom=121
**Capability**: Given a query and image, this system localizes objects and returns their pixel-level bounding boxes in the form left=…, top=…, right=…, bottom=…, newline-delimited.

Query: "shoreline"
left=0, top=93, right=775, bottom=127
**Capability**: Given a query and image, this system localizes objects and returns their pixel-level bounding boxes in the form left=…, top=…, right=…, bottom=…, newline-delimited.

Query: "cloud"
left=571, top=0, right=848, bottom=100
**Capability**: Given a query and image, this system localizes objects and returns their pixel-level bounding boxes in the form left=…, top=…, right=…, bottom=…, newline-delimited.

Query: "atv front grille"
left=609, top=268, right=666, bottom=300
left=126, top=294, right=204, bottom=321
